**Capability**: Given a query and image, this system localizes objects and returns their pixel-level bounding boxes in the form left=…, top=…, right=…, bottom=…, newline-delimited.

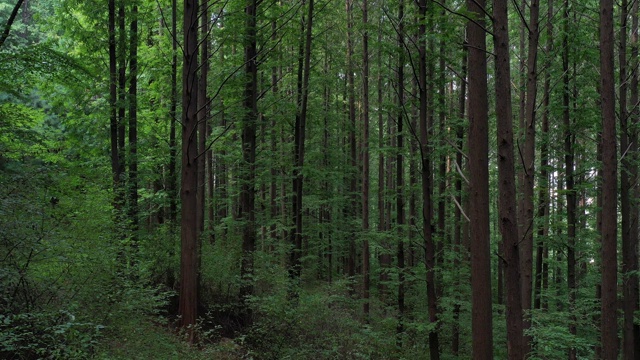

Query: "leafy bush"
left=0, top=310, right=102, bottom=359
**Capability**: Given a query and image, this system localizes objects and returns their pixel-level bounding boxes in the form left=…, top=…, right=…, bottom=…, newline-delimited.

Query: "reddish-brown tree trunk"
left=600, top=0, right=619, bottom=357
left=179, top=0, right=199, bottom=342
left=418, top=0, right=439, bottom=357
left=396, top=0, right=406, bottom=345
left=493, top=0, right=524, bottom=357
left=467, top=0, right=493, bottom=357
left=361, top=0, right=371, bottom=319
left=520, top=2, right=540, bottom=351
left=289, top=0, right=314, bottom=282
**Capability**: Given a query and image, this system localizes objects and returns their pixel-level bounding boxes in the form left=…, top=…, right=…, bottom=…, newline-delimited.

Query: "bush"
left=0, top=310, right=102, bottom=359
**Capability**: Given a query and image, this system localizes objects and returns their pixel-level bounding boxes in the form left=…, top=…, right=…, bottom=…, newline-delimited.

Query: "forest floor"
left=94, top=314, right=248, bottom=360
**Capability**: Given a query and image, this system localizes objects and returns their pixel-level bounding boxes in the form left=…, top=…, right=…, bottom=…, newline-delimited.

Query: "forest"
left=0, top=0, right=638, bottom=358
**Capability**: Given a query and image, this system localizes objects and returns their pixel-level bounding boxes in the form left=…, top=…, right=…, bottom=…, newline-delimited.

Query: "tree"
left=179, top=0, right=200, bottom=341
left=418, top=0, right=439, bottom=356
left=0, top=0, right=24, bottom=49
left=621, top=0, right=640, bottom=357
left=466, top=0, right=493, bottom=357
left=289, top=0, right=314, bottom=282
left=493, top=0, right=524, bottom=357
left=599, top=0, right=618, bottom=357
left=239, top=0, right=258, bottom=317
left=127, top=0, right=139, bottom=250
left=361, top=0, right=371, bottom=319
left=520, top=1, right=540, bottom=350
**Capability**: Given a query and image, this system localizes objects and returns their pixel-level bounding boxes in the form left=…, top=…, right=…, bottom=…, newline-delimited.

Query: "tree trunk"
left=168, top=0, right=178, bottom=227
left=418, top=0, right=439, bottom=357
left=128, top=1, right=139, bottom=257
left=534, top=0, right=553, bottom=313
left=599, top=0, right=619, bottom=357
left=239, top=0, right=258, bottom=321
left=0, top=0, right=25, bottom=49
left=179, top=0, right=199, bottom=342
left=466, top=0, right=493, bottom=357
left=361, top=0, right=371, bottom=319
left=451, top=39, right=467, bottom=357
left=197, top=0, right=209, bottom=244
left=521, top=2, right=540, bottom=351
left=493, top=0, right=524, bottom=357
left=289, top=0, right=314, bottom=282
left=396, top=0, right=405, bottom=345
left=108, top=0, right=119, bottom=209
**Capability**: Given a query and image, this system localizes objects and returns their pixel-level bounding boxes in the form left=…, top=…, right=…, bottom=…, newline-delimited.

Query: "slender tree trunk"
left=289, top=0, right=314, bottom=282
left=534, top=0, right=552, bottom=313
left=600, top=0, right=619, bottom=357
left=622, top=1, right=640, bottom=358
left=117, top=1, right=127, bottom=217
left=108, top=0, right=119, bottom=208
left=562, top=1, right=577, bottom=358
left=0, top=0, right=25, bottom=49
left=628, top=2, right=640, bottom=356
left=127, top=1, right=139, bottom=258
left=168, top=0, right=178, bottom=227
left=520, top=2, right=540, bottom=351
left=396, top=0, right=406, bottom=345
left=197, top=1, right=209, bottom=243
left=179, top=0, right=199, bottom=342
left=361, top=0, right=371, bottom=319
left=239, top=0, right=258, bottom=321
left=493, top=0, right=524, bottom=357
left=451, top=40, right=467, bottom=357
left=345, top=0, right=357, bottom=281
left=418, top=0, right=439, bottom=357
left=467, top=0, right=493, bottom=357
left=377, top=26, right=389, bottom=298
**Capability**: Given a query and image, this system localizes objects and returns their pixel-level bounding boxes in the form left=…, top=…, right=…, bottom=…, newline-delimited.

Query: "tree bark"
left=179, top=0, right=199, bottom=342
left=418, top=0, right=439, bottom=357
left=493, top=0, right=524, bottom=357
left=168, top=0, right=178, bottom=227
left=128, top=1, right=139, bottom=252
left=289, top=0, right=314, bottom=282
left=108, top=0, right=119, bottom=209
left=239, top=0, right=258, bottom=320
left=361, top=0, right=371, bottom=319
left=521, top=1, right=540, bottom=351
left=599, top=0, right=619, bottom=357
left=396, top=0, right=406, bottom=345
left=534, top=0, right=552, bottom=313
left=466, top=0, right=493, bottom=357
left=0, top=0, right=25, bottom=49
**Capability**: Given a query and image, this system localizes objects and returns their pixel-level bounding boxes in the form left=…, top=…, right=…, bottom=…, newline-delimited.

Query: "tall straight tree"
left=179, top=0, right=200, bottom=342
left=289, top=0, right=314, bottom=281
left=562, top=1, right=578, bottom=357
left=396, top=0, right=406, bottom=344
left=108, top=0, right=119, bottom=207
left=128, top=1, right=139, bottom=247
left=239, top=0, right=258, bottom=315
left=627, top=2, right=640, bottom=356
left=197, top=0, right=210, bottom=243
left=622, top=0, right=640, bottom=357
left=534, top=0, right=552, bottom=312
left=345, top=0, right=357, bottom=280
left=168, top=0, right=178, bottom=227
left=466, top=0, right=492, bottom=357
left=599, top=0, right=618, bottom=357
left=417, top=0, right=439, bottom=357
left=493, top=0, right=524, bottom=357
left=520, top=1, right=540, bottom=349
left=361, top=0, right=371, bottom=319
